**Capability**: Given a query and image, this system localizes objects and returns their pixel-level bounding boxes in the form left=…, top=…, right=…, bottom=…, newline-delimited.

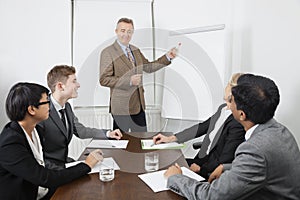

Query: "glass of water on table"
left=144, top=152, right=159, bottom=172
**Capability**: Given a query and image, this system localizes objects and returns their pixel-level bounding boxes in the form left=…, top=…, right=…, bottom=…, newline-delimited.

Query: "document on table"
left=66, top=157, right=120, bottom=174
left=87, top=139, right=129, bottom=149
left=138, top=167, right=205, bottom=193
left=141, top=139, right=185, bottom=150
left=68, top=136, right=92, bottom=160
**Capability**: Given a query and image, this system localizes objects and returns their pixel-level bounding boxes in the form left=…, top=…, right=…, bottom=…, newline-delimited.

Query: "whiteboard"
left=72, top=0, right=155, bottom=107
left=161, top=28, right=225, bottom=120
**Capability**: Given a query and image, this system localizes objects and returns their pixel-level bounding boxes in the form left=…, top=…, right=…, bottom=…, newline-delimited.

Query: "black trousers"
left=112, top=109, right=147, bottom=133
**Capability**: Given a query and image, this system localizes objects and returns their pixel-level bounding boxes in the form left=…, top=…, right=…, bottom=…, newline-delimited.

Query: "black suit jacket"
left=176, top=104, right=245, bottom=179
left=38, top=100, right=108, bottom=169
left=0, top=121, right=90, bottom=200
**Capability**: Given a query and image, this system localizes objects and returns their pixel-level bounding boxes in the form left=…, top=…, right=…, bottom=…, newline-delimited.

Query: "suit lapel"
left=198, top=104, right=226, bottom=158
left=64, top=103, right=75, bottom=138
left=10, top=121, right=33, bottom=154
left=209, top=115, right=232, bottom=151
left=49, top=101, right=69, bottom=138
left=113, top=41, right=134, bottom=71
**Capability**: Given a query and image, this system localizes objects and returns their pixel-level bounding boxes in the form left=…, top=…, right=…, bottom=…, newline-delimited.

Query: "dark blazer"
left=176, top=104, right=245, bottom=179
left=0, top=121, right=90, bottom=200
left=37, top=100, right=108, bottom=169
left=100, top=40, right=171, bottom=115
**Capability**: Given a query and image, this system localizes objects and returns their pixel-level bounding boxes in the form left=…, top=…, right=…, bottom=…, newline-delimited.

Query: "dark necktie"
left=126, top=47, right=135, bottom=67
left=198, top=104, right=225, bottom=158
left=59, top=109, right=67, bottom=128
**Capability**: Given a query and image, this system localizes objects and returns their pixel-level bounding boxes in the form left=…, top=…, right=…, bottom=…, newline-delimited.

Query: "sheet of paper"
left=66, top=157, right=120, bottom=174
left=180, top=135, right=204, bottom=159
left=138, top=167, right=205, bottom=193
left=141, top=139, right=185, bottom=150
left=87, top=139, right=129, bottom=149
left=68, top=135, right=92, bottom=160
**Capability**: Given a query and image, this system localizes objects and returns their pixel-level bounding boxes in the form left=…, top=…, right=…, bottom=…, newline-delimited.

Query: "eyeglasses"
left=223, top=94, right=232, bottom=103
left=37, top=100, right=50, bottom=106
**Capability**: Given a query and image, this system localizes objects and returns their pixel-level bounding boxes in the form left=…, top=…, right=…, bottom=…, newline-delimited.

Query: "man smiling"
left=38, top=65, right=122, bottom=170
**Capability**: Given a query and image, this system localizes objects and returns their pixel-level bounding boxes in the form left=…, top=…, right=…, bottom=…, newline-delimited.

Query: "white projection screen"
left=161, top=28, right=226, bottom=121
left=73, top=0, right=154, bottom=107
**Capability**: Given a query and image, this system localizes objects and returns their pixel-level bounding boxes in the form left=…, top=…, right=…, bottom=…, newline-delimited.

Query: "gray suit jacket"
left=167, top=118, right=300, bottom=200
left=99, top=40, right=171, bottom=115
left=38, top=100, right=108, bottom=169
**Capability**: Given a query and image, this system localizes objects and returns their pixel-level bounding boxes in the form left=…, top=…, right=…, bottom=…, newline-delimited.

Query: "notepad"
left=138, top=167, right=205, bottom=192
left=141, top=139, right=185, bottom=150
left=66, top=157, right=120, bottom=174
left=87, top=139, right=129, bottom=149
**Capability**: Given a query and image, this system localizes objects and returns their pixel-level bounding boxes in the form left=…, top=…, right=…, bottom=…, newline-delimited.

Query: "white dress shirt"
left=21, top=125, right=48, bottom=199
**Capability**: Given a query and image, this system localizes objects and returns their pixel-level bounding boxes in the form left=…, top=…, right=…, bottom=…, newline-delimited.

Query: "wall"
left=0, top=0, right=71, bottom=128
left=230, top=0, right=300, bottom=145
left=1, top=0, right=300, bottom=148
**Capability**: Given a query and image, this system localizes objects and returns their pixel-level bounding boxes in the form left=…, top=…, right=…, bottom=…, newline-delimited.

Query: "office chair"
left=192, top=141, right=203, bottom=150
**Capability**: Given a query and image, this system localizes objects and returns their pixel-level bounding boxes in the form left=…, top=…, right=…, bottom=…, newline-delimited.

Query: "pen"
left=100, top=144, right=116, bottom=148
left=84, top=151, right=105, bottom=156
left=150, top=138, right=159, bottom=147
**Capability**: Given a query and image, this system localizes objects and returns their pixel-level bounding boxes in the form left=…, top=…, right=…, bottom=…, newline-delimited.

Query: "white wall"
left=1, top=0, right=300, bottom=147
left=0, top=0, right=71, bottom=128
left=230, top=0, right=300, bottom=145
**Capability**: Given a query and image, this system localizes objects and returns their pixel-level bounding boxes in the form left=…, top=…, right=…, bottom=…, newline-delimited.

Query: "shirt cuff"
left=106, top=130, right=111, bottom=138
left=165, top=54, right=172, bottom=61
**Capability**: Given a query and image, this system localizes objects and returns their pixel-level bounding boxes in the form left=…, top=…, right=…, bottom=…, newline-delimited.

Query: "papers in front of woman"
left=141, top=139, right=185, bottom=150
left=138, top=167, right=205, bottom=192
left=66, top=157, right=120, bottom=174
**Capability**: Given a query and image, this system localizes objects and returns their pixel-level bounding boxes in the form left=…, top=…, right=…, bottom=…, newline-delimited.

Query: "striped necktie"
left=126, top=47, right=135, bottom=67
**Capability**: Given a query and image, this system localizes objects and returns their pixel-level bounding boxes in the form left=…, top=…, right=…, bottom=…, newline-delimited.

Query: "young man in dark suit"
left=38, top=65, right=122, bottom=170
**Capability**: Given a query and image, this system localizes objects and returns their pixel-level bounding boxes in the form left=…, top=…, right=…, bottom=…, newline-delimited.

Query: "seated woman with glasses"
left=0, top=82, right=103, bottom=200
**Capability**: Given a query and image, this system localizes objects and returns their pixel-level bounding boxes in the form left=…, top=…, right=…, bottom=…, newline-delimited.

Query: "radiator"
left=74, top=107, right=162, bottom=132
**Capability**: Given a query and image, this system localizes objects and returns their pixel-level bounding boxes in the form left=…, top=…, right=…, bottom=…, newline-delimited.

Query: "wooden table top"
left=51, top=132, right=188, bottom=200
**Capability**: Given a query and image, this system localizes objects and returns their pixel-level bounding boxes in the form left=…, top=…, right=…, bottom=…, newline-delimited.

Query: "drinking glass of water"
left=144, top=152, right=159, bottom=172
left=99, top=160, right=115, bottom=182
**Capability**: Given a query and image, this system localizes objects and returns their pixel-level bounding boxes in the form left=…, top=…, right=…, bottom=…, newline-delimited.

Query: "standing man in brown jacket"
left=100, top=17, right=177, bottom=132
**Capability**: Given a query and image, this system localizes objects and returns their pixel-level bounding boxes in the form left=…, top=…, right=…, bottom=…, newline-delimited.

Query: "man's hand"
left=130, top=74, right=142, bottom=86
left=167, top=47, right=178, bottom=59
left=189, top=163, right=201, bottom=173
left=152, top=133, right=177, bottom=145
left=108, top=129, right=122, bottom=140
left=208, top=164, right=224, bottom=183
left=85, top=149, right=103, bottom=168
left=164, top=163, right=182, bottom=178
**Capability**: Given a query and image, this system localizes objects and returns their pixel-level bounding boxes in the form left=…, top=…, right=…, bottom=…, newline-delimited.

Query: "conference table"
left=51, top=132, right=188, bottom=200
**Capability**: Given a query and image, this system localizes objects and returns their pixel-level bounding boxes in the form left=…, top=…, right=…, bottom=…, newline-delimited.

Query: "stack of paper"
left=66, top=157, right=120, bottom=174
left=138, top=167, right=205, bottom=192
left=141, top=139, right=185, bottom=150
left=87, top=139, right=129, bottom=149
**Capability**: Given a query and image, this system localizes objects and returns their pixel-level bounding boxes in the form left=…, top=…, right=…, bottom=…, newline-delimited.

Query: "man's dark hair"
left=232, top=75, right=280, bottom=124
left=117, top=17, right=134, bottom=28
left=6, top=82, right=49, bottom=121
